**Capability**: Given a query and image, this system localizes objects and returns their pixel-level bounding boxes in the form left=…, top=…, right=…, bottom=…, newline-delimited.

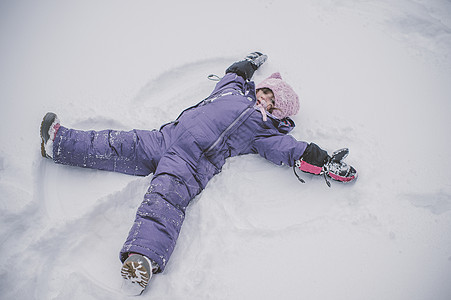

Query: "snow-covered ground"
left=1, top=0, right=451, bottom=299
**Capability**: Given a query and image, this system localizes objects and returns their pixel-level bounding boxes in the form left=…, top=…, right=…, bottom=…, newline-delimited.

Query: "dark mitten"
left=297, top=143, right=330, bottom=175
left=293, top=143, right=357, bottom=186
left=294, top=146, right=358, bottom=185
left=226, top=51, right=267, bottom=80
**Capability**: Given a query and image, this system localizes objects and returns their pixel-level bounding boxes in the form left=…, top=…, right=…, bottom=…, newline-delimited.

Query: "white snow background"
left=1, top=0, right=451, bottom=299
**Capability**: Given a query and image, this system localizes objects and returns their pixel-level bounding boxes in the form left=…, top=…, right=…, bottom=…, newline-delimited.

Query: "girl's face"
left=256, top=89, right=275, bottom=111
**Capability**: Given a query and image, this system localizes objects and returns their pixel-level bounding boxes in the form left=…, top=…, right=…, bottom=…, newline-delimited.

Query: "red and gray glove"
left=294, top=143, right=357, bottom=186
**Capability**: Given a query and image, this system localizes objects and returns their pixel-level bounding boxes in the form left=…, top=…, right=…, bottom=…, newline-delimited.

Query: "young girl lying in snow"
left=40, top=52, right=357, bottom=295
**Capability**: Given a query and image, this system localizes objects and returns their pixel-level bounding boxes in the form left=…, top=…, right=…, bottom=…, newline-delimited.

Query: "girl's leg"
left=53, top=126, right=164, bottom=176
left=119, top=153, right=202, bottom=272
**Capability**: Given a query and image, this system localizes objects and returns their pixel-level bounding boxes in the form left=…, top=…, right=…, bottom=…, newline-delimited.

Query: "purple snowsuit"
left=52, top=73, right=308, bottom=272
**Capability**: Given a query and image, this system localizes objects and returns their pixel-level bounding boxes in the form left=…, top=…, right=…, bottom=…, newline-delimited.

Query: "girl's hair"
left=256, top=87, right=273, bottom=95
left=256, top=88, right=280, bottom=114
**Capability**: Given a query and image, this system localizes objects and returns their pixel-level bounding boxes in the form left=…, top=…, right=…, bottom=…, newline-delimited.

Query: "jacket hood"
left=271, top=115, right=296, bottom=134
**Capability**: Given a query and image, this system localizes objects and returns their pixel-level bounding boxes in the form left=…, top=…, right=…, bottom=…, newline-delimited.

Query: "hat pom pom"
left=269, top=72, right=282, bottom=80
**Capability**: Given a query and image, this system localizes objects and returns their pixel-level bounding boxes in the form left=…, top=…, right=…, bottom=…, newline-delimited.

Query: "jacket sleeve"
left=210, top=72, right=247, bottom=95
left=251, top=134, right=308, bottom=167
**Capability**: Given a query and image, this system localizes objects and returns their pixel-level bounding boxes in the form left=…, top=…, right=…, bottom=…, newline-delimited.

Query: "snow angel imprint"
left=39, top=51, right=357, bottom=295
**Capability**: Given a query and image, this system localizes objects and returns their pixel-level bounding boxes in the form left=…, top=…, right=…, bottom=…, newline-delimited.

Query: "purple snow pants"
left=53, top=126, right=204, bottom=272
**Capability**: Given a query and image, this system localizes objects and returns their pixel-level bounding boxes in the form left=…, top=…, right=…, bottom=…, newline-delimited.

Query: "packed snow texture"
left=1, top=0, right=451, bottom=299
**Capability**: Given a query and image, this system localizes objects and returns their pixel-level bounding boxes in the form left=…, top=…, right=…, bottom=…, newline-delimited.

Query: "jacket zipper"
left=205, top=107, right=252, bottom=153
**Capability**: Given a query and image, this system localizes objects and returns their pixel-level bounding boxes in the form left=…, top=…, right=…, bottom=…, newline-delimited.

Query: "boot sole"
left=121, top=255, right=152, bottom=295
left=40, top=112, right=57, bottom=158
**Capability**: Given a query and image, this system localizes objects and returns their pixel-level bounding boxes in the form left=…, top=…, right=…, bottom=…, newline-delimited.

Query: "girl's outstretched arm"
left=252, top=134, right=308, bottom=167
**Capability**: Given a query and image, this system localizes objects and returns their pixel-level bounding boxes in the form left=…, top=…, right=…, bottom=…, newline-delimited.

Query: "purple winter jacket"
left=53, top=72, right=308, bottom=272
left=166, top=72, right=307, bottom=187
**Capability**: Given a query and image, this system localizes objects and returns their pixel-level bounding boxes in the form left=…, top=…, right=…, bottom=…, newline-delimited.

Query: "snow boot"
left=121, top=254, right=156, bottom=296
left=40, top=112, right=60, bottom=158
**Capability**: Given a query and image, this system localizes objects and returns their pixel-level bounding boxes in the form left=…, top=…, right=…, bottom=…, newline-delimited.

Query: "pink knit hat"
left=256, top=72, right=300, bottom=119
